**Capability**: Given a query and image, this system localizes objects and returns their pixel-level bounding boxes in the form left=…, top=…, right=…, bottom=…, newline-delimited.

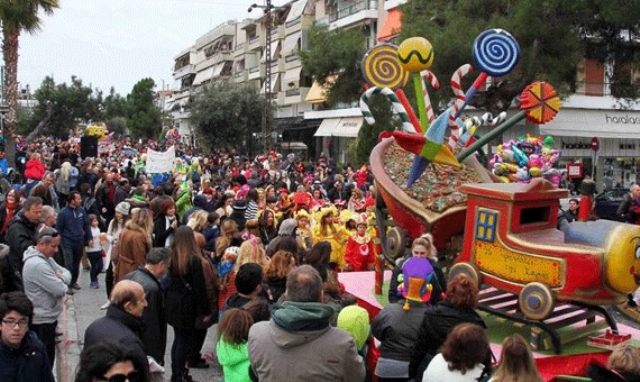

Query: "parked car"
left=595, top=188, right=629, bottom=221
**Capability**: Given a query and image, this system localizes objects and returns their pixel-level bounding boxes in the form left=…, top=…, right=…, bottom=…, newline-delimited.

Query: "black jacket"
left=372, top=300, right=427, bottom=362
left=165, top=256, right=211, bottom=329
left=388, top=257, right=447, bottom=306
left=4, top=212, right=39, bottom=291
left=409, top=301, right=488, bottom=378
left=588, top=362, right=640, bottom=382
left=152, top=214, right=179, bottom=248
left=124, top=266, right=167, bottom=366
left=84, top=305, right=150, bottom=380
left=0, top=331, right=55, bottom=382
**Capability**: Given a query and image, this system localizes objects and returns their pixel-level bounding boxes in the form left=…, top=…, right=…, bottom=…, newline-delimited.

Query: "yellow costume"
left=312, top=207, right=349, bottom=269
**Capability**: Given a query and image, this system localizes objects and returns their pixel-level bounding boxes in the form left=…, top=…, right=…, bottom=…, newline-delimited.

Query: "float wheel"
left=519, top=282, right=555, bottom=320
left=448, top=262, right=482, bottom=288
left=385, top=227, right=407, bottom=260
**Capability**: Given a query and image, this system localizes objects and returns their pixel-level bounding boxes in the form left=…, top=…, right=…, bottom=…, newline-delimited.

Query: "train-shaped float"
left=360, top=29, right=640, bottom=353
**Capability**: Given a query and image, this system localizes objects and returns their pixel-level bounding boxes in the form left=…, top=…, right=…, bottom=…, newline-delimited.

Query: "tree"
left=0, top=0, right=59, bottom=164
left=400, top=0, right=640, bottom=114
left=299, top=22, right=367, bottom=105
left=26, top=76, right=102, bottom=139
left=126, top=78, right=161, bottom=139
left=190, top=81, right=263, bottom=152
left=103, top=87, right=127, bottom=120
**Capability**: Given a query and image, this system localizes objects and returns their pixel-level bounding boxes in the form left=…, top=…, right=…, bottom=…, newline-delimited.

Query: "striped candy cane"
left=360, top=86, right=416, bottom=134
left=420, top=70, right=440, bottom=124
left=481, top=111, right=507, bottom=126
left=448, top=64, right=473, bottom=130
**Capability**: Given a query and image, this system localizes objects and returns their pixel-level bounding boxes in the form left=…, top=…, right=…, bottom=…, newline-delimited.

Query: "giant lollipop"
left=361, top=43, right=410, bottom=90
left=455, top=29, right=521, bottom=118
left=397, top=37, right=435, bottom=131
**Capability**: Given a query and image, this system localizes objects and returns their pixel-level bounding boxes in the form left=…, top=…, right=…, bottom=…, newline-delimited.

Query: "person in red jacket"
left=344, top=215, right=375, bottom=272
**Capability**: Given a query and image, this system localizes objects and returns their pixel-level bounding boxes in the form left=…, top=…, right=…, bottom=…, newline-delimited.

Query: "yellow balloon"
left=397, top=37, right=434, bottom=73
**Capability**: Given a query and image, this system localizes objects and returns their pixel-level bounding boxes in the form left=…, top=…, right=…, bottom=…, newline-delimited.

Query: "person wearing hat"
left=344, top=214, right=375, bottom=272
left=311, top=206, right=348, bottom=269
left=371, top=256, right=434, bottom=382
left=229, top=199, right=248, bottom=231
left=294, top=210, right=312, bottom=251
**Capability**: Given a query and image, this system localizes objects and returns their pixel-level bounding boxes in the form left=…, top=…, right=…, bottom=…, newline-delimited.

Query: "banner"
left=146, top=145, right=175, bottom=174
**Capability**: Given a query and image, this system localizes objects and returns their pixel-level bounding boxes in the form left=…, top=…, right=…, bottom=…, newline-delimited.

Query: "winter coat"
left=24, top=159, right=45, bottom=181
left=4, top=212, right=39, bottom=290
left=114, top=226, right=151, bottom=283
left=248, top=301, right=365, bottom=382
left=123, top=266, right=167, bottom=366
left=83, top=305, right=150, bottom=380
left=216, top=339, right=251, bottom=382
left=152, top=214, right=179, bottom=248
left=0, top=331, right=55, bottom=382
left=409, top=301, right=488, bottom=378
left=56, top=205, right=93, bottom=245
left=373, top=300, right=427, bottom=363
left=195, top=256, right=219, bottom=329
left=165, top=255, right=212, bottom=330
left=22, top=246, right=71, bottom=324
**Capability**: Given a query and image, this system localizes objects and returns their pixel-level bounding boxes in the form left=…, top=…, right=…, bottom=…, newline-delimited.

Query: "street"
left=55, top=269, right=224, bottom=382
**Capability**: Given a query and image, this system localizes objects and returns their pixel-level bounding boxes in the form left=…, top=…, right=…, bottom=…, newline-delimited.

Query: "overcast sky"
left=18, top=0, right=288, bottom=96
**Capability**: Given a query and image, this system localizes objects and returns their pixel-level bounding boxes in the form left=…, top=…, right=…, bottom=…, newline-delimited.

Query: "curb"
left=56, top=294, right=82, bottom=381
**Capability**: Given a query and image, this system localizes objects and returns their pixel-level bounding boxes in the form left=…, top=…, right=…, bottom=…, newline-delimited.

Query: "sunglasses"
left=99, top=371, right=140, bottom=382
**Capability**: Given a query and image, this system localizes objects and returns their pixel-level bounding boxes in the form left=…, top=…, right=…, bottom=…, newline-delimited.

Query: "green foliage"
left=356, top=94, right=403, bottom=164
left=28, top=76, right=103, bottom=138
left=399, top=0, right=640, bottom=112
left=190, top=81, right=263, bottom=151
left=0, top=0, right=58, bottom=32
left=126, top=78, right=161, bottom=139
left=16, top=106, right=33, bottom=136
left=105, top=116, right=127, bottom=136
left=103, top=87, right=127, bottom=120
left=299, top=22, right=368, bottom=105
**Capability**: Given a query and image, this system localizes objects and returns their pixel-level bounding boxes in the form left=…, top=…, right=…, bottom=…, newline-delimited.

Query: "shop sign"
left=566, top=163, right=583, bottom=179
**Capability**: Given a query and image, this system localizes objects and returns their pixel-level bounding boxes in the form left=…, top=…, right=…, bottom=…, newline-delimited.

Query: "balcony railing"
left=285, top=54, right=299, bottom=63
left=249, top=66, right=260, bottom=73
left=328, top=0, right=375, bottom=22
left=286, top=89, right=301, bottom=97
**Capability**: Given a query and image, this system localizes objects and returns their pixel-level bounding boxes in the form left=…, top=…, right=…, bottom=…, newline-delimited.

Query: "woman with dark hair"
left=489, top=334, right=543, bottom=382
left=0, top=189, right=21, bottom=243
left=74, top=340, right=149, bottom=382
left=153, top=198, right=180, bottom=248
left=422, top=323, right=489, bottom=382
left=409, top=274, right=489, bottom=379
left=165, top=226, right=212, bottom=382
left=257, top=209, right=277, bottom=247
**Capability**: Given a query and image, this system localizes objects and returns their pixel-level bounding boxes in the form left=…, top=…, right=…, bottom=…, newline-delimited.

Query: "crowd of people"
left=0, top=135, right=639, bottom=382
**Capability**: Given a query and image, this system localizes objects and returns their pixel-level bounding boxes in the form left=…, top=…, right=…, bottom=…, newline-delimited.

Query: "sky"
left=18, top=0, right=288, bottom=96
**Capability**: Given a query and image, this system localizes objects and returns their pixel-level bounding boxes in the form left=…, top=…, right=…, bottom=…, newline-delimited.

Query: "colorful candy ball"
left=397, top=37, right=434, bottom=73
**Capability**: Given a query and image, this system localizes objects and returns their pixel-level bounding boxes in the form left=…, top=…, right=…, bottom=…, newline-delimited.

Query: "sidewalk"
left=56, top=270, right=223, bottom=382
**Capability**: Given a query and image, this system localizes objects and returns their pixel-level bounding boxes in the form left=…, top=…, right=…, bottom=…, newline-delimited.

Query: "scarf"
left=1, top=203, right=15, bottom=234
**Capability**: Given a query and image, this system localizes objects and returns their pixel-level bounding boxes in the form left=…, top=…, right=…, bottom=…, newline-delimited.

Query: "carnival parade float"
left=342, top=28, right=640, bottom=379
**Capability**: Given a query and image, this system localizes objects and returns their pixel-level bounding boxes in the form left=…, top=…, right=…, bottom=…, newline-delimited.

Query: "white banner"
left=146, top=145, right=176, bottom=174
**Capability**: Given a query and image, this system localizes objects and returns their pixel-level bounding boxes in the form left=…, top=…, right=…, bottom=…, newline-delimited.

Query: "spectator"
left=85, top=214, right=104, bottom=289
left=152, top=198, right=179, bottom=248
left=123, top=247, right=171, bottom=367
left=257, top=209, right=277, bottom=247
left=489, top=334, right=543, bottom=382
left=422, top=323, right=491, bottom=382
left=264, top=250, right=296, bottom=304
left=617, top=184, right=640, bottom=223
left=0, top=291, right=55, bottom=382
left=74, top=340, right=149, bottom=382
left=389, top=235, right=446, bottom=306
left=0, top=189, right=21, bottom=244
left=22, top=227, right=70, bottom=367
left=588, top=344, right=640, bottom=382
left=409, top=274, right=489, bottom=379
left=248, top=265, right=365, bottom=382
left=30, top=172, right=60, bottom=211
left=83, top=280, right=150, bottom=381
left=226, top=263, right=264, bottom=310
left=114, top=208, right=153, bottom=283
left=557, top=198, right=579, bottom=230
left=216, top=308, right=254, bottom=382
left=0, top=245, right=10, bottom=295
left=56, top=190, right=93, bottom=292
left=96, top=172, right=117, bottom=227
left=165, top=226, right=212, bottom=381
left=265, top=218, right=298, bottom=258
left=5, top=196, right=43, bottom=291
left=102, top=201, right=131, bottom=308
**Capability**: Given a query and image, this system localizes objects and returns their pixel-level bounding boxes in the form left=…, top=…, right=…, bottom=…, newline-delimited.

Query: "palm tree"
left=0, top=0, right=59, bottom=166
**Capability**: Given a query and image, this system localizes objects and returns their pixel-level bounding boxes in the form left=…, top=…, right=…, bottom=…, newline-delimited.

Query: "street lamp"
left=248, top=0, right=276, bottom=153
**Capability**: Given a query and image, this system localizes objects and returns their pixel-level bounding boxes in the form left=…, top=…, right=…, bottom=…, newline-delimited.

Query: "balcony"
left=234, top=70, right=248, bottom=83
left=248, top=65, right=265, bottom=80
left=248, top=35, right=264, bottom=51
left=196, top=51, right=232, bottom=71
left=328, top=0, right=378, bottom=28
left=173, top=64, right=195, bottom=79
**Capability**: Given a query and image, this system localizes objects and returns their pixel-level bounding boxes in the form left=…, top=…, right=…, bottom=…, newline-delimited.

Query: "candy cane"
left=420, top=70, right=440, bottom=124
left=360, top=86, right=416, bottom=134
left=482, top=111, right=507, bottom=126
left=448, top=64, right=473, bottom=130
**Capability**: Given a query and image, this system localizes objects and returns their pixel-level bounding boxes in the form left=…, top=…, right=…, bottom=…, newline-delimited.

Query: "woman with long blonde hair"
left=216, top=219, right=240, bottom=261
left=489, top=334, right=543, bottom=382
left=166, top=226, right=212, bottom=381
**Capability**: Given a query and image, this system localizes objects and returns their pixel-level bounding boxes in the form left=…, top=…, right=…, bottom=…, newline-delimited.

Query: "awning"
left=285, top=0, right=308, bottom=23
left=260, top=73, right=280, bottom=94
left=193, top=66, right=214, bottom=85
left=305, top=74, right=338, bottom=104
left=332, top=117, right=364, bottom=138
left=261, top=40, right=280, bottom=63
left=314, top=118, right=341, bottom=137
left=280, top=141, right=308, bottom=150
left=284, top=66, right=303, bottom=87
left=211, top=62, right=225, bottom=78
left=283, top=32, right=301, bottom=55
left=539, top=108, right=640, bottom=139
left=377, top=9, right=403, bottom=42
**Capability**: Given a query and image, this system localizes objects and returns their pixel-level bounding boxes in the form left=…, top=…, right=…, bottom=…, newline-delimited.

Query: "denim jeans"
left=171, top=327, right=193, bottom=378
left=63, top=243, right=84, bottom=286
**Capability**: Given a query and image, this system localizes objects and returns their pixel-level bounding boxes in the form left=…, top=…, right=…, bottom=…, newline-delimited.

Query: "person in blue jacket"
left=0, top=291, right=55, bottom=382
left=56, top=190, right=93, bottom=291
